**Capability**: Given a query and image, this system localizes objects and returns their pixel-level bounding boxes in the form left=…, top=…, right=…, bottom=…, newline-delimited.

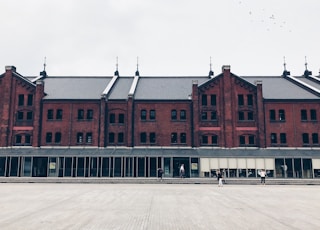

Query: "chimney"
left=222, top=65, right=231, bottom=72
left=5, top=66, right=16, bottom=72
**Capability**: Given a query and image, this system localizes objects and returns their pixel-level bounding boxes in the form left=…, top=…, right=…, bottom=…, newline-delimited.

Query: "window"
left=86, top=132, right=92, bottom=143
left=140, top=132, right=147, bottom=143
left=271, top=133, right=277, bottom=144
left=55, top=132, right=61, bottom=143
left=47, top=109, right=53, bottom=120
left=301, top=110, right=307, bottom=121
left=171, top=133, right=177, bottom=143
left=87, top=109, right=93, bottom=120
left=27, top=94, right=33, bottom=106
left=247, top=94, right=253, bottom=106
left=119, top=114, right=124, bottom=124
left=150, top=110, right=156, bottom=120
left=312, top=133, right=319, bottom=144
left=280, top=133, right=287, bottom=144
left=202, top=135, right=208, bottom=144
left=109, top=133, right=115, bottom=143
left=247, top=111, right=254, bottom=120
left=201, top=112, right=207, bottom=120
left=238, top=95, right=244, bottom=106
left=212, top=135, right=218, bottom=145
left=18, top=94, right=24, bottom=106
left=118, top=133, right=124, bottom=143
left=150, top=132, right=156, bottom=143
left=26, top=111, right=33, bottom=120
left=211, top=94, right=216, bottom=106
left=171, top=110, right=177, bottom=120
left=239, top=136, right=245, bottom=145
left=211, top=111, right=217, bottom=120
left=279, top=110, right=285, bottom=121
left=311, top=109, right=317, bottom=121
left=25, top=134, right=31, bottom=144
left=201, top=94, right=207, bottom=106
left=109, top=113, right=115, bottom=123
left=77, top=132, right=83, bottom=143
left=238, top=111, right=244, bottom=121
left=17, top=111, right=24, bottom=120
left=270, top=110, right=276, bottom=121
left=77, top=109, right=84, bottom=120
left=141, top=110, right=147, bottom=120
left=248, top=135, right=255, bottom=145
left=46, top=132, right=52, bottom=143
left=180, top=110, right=186, bottom=120
left=180, top=133, right=186, bottom=144
left=56, top=109, right=63, bottom=120
left=15, top=135, right=22, bottom=144
left=302, top=133, right=309, bottom=144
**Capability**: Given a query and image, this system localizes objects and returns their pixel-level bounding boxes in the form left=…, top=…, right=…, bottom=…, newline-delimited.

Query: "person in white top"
left=179, top=164, right=185, bottom=178
left=260, top=169, right=266, bottom=185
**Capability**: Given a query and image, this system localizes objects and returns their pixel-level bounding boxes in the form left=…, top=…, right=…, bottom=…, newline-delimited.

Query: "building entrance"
left=173, top=157, right=189, bottom=178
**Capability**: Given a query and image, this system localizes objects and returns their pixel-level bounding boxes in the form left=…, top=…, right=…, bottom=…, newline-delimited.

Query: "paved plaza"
left=0, top=183, right=320, bottom=230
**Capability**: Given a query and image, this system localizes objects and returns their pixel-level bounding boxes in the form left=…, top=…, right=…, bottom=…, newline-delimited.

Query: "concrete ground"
left=0, top=183, right=319, bottom=230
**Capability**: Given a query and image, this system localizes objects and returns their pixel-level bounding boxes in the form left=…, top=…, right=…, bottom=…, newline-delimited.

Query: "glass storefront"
left=0, top=155, right=318, bottom=179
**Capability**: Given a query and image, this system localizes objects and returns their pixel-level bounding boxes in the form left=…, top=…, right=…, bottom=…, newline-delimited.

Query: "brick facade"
left=1, top=65, right=320, bottom=149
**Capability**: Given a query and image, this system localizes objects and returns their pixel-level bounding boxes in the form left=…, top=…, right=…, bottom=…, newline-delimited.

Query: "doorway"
left=173, top=157, right=189, bottom=178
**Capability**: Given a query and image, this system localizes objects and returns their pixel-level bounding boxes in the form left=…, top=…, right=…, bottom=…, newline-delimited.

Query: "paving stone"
left=0, top=183, right=319, bottom=230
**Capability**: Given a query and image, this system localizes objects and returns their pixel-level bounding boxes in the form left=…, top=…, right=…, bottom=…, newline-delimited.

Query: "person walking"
left=217, top=170, right=223, bottom=187
left=179, top=164, right=185, bottom=178
left=157, top=168, right=163, bottom=181
left=260, top=169, right=266, bottom=185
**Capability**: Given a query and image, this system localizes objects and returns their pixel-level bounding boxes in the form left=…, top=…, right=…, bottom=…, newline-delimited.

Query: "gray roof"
left=134, top=76, right=208, bottom=100
left=108, top=77, right=134, bottom=100
left=23, top=73, right=320, bottom=101
left=295, top=76, right=320, bottom=89
left=42, top=76, right=112, bottom=100
left=243, top=76, right=320, bottom=100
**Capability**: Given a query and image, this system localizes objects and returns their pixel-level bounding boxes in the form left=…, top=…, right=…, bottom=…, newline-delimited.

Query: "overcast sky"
left=1, top=0, right=319, bottom=77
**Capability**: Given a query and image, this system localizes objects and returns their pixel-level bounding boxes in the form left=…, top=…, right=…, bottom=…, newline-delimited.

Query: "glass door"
left=48, top=157, right=58, bottom=177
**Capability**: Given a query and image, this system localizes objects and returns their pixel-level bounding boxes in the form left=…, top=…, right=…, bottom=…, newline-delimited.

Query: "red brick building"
left=1, top=65, right=320, bottom=178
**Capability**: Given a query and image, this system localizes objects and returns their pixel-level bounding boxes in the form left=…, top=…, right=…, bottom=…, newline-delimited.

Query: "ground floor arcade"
left=1, top=147, right=320, bottom=179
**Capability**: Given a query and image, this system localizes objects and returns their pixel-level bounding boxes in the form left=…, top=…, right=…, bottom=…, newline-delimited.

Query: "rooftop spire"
left=208, top=56, right=214, bottom=78
left=135, top=56, right=140, bottom=76
left=43, top=56, right=46, bottom=71
left=40, top=57, right=47, bottom=77
left=282, top=56, right=290, bottom=77
left=304, top=56, right=312, bottom=77
left=305, top=56, right=308, bottom=70
left=114, top=56, right=119, bottom=76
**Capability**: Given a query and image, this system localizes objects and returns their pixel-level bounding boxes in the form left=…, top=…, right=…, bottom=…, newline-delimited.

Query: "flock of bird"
left=237, top=1, right=292, bottom=33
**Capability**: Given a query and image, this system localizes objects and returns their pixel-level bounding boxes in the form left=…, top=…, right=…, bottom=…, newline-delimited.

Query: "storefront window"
left=0, top=157, right=6, bottom=177
left=164, top=158, right=171, bottom=177
left=248, top=169, right=256, bottom=177
left=238, top=169, right=247, bottom=177
left=102, top=157, right=110, bottom=177
left=191, top=158, right=199, bottom=177
left=48, top=157, right=57, bottom=177
left=303, top=159, right=312, bottom=178
left=65, top=157, right=72, bottom=177
left=275, top=158, right=285, bottom=178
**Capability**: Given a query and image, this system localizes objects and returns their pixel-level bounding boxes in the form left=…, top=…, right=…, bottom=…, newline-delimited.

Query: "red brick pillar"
left=221, top=65, right=234, bottom=148
left=256, top=80, right=266, bottom=147
left=0, top=66, right=15, bottom=146
left=127, top=97, right=134, bottom=147
left=33, top=80, right=45, bottom=147
left=99, top=97, right=106, bottom=147
left=192, top=80, right=199, bottom=147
